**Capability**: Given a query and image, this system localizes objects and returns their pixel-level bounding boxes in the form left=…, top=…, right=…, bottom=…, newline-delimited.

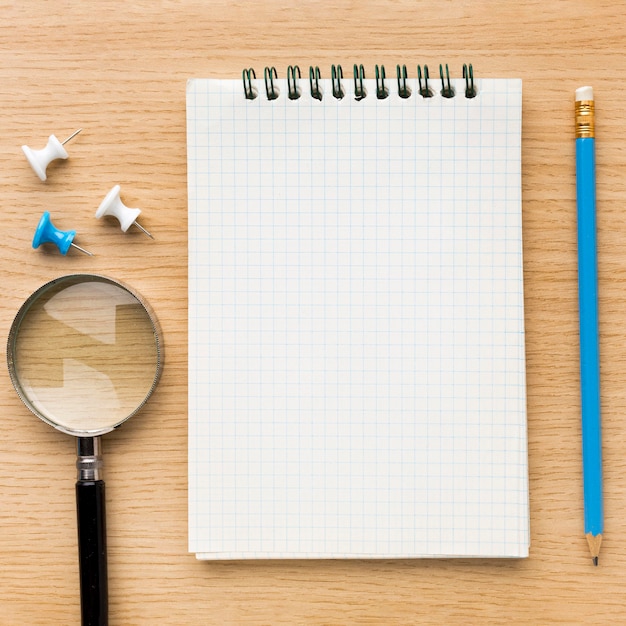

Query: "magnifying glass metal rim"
left=6, top=273, right=164, bottom=438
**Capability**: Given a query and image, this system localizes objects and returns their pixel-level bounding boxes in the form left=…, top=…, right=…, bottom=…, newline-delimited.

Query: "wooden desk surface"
left=1, top=1, right=625, bottom=623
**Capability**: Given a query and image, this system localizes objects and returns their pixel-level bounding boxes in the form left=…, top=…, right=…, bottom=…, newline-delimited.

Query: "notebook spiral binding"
left=242, top=64, right=476, bottom=101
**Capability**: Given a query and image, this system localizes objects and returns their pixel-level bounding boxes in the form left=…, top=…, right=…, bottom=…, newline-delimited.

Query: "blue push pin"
left=32, top=212, right=93, bottom=256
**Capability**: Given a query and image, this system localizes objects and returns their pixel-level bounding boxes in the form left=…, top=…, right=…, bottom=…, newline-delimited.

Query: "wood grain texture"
left=1, top=0, right=626, bottom=623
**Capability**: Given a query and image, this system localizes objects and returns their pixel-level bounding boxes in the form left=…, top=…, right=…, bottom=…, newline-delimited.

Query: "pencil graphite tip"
left=593, top=556, right=598, bottom=566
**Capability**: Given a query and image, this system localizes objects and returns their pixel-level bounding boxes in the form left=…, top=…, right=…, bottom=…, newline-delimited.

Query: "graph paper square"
left=187, top=75, right=528, bottom=559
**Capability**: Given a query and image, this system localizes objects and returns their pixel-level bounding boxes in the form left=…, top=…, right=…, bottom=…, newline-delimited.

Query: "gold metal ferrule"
left=576, top=100, right=595, bottom=138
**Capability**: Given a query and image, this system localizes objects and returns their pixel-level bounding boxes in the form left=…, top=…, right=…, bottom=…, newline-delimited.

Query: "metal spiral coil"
left=310, top=66, right=322, bottom=101
left=242, top=64, right=477, bottom=101
left=439, top=64, right=455, bottom=98
left=375, top=65, right=389, bottom=99
left=396, top=64, right=411, bottom=99
left=463, top=64, right=477, bottom=98
left=264, top=66, right=279, bottom=100
left=353, top=64, right=366, bottom=101
left=417, top=65, right=432, bottom=98
left=287, top=65, right=301, bottom=100
left=331, top=64, right=344, bottom=99
left=242, top=68, right=257, bottom=100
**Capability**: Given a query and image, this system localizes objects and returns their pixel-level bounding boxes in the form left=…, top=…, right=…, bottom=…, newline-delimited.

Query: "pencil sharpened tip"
left=585, top=532, right=602, bottom=564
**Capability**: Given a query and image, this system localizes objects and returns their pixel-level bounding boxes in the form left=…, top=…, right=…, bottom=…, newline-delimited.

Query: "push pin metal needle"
left=22, top=129, right=82, bottom=181
left=32, top=211, right=93, bottom=256
left=96, top=185, right=153, bottom=238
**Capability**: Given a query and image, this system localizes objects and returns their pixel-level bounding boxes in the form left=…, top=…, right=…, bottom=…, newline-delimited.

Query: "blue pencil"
left=575, top=86, right=603, bottom=565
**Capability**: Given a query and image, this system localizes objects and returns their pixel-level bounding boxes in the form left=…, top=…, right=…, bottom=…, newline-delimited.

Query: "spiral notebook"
left=187, top=64, right=529, bottom=559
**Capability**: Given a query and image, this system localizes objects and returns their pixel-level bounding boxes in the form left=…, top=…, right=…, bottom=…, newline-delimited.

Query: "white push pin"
left=21, top=129, right=82, bottom=181
left=96, top=185, right=153, bottom=239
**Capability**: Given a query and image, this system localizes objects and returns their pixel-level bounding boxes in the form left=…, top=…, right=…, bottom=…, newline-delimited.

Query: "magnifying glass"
left=6, top=274, right=163, bottom=626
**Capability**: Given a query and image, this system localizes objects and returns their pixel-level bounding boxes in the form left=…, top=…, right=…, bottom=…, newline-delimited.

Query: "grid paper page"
left=187, top=75, right=528, bottom=559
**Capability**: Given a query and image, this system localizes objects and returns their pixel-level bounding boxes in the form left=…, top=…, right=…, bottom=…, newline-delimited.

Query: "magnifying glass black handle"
left=76, top=438, right=108, bottom=626
left=76, top=479, right=108, bottom=626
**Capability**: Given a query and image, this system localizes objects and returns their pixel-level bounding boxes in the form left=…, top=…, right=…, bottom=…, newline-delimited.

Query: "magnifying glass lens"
left=10, top=276, right=160, bottom=435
